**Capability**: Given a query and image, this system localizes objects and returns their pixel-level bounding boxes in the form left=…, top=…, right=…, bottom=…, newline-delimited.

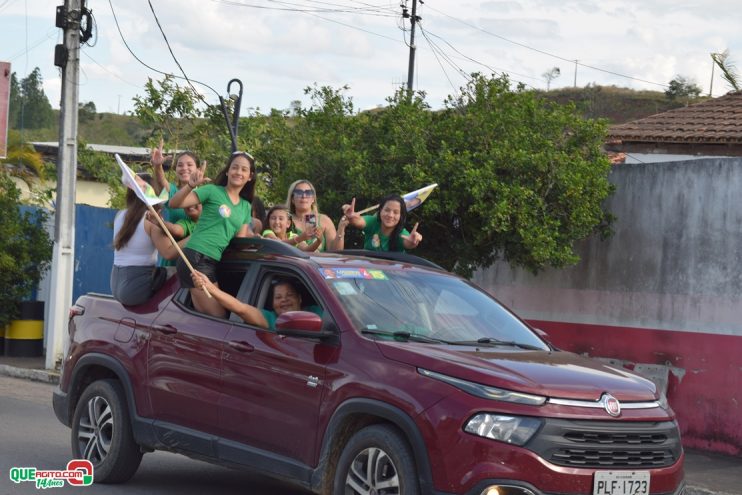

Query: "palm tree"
left=711, top=50, right=740, bottom=92
left=0, top=130, right=45, bottom=188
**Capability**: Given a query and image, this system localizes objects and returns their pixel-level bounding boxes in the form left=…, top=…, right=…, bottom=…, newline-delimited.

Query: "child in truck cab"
left=110, top=173, right=167, bottom=306
left=262, top=204, right=322, bottom=251
left=169, top=151, right=257, bottom=317
left=190, top=272, right=321, bottom=330
left=341, top=194, right=423, bottom=252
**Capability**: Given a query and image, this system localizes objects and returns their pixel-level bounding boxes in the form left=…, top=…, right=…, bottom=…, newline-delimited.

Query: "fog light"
left=479, top=485, right=536, bottom=495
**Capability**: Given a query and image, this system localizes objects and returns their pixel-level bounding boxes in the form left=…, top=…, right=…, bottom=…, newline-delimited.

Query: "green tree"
left=426, top=74, right=613, bottom=275
left=665, top=76, right=702, bottom=103
left=0, top=170, right=53, bottom=327
left=132, top=75, right=203, bottom=150
left=78, top=101, right=97, bottom=124
left=9, top=68, right=55, bottom=129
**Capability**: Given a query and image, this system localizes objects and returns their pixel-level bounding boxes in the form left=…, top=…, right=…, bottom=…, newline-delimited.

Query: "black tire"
left=71, top=379, right=143, bottom=483
left=333, top=424, right=420, bottom=495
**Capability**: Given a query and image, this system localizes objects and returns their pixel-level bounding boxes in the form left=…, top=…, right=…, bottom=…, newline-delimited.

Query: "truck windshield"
left=324, top=270, right=548, bottom=349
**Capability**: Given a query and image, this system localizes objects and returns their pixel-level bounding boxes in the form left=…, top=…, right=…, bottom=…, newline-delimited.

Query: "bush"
left=0, top=171, right=53, bottom=327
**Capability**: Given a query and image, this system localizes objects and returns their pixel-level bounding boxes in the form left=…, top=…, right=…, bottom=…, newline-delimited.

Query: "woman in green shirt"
left=342, top=194, right=423, bottom=252
left=169, top=151, right=257, bottom=316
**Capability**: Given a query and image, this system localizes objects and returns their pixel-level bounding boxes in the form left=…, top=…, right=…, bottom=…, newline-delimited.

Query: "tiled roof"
left=608, top=91, right=742, bottom=145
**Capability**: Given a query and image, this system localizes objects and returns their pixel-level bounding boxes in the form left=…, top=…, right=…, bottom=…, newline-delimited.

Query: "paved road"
left=0, top=375, right=312, bottom=495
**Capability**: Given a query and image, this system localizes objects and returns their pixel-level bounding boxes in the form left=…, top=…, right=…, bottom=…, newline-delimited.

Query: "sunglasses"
left=292, top=189, right=315, bottom=198
left=231, top=150, right=255, bottom=161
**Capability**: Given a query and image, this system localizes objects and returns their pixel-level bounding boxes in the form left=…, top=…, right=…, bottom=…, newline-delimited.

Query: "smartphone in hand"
left=305, top=213, right=317, bottom=227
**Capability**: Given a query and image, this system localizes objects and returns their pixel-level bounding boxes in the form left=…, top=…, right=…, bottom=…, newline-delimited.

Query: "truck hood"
left=377, top=343, right=657, bottom=402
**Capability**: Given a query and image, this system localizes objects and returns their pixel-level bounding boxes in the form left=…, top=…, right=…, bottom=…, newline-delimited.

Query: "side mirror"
left=275, top=311, right=329, bottom=339
left=276, top=310, right=322, bottom=332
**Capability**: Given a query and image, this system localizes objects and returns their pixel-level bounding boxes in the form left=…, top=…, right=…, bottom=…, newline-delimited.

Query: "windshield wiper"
left=361, top=329, right=451, bottom=344
left=449, top=337, right=544, bottom=351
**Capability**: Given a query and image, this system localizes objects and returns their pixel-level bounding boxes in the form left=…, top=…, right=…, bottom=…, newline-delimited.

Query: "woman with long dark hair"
left=341, top=194, right=423, bottom=252
left=110, top=173, right=166, bottom=305
left=168, top=151, right=257, bottom=316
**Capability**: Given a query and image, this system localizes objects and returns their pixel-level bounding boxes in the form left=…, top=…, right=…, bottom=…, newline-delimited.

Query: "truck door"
left=219, top=269, right=336, bottom=467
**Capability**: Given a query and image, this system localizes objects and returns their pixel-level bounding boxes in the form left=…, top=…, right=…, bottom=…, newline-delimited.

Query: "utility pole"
left=709, top=53, right=717, bottom=97
left=404, top=0, right=420, bottom=91
left=573, top=60, right=578, bottom=88
left=47, top=0, right=81, bottom=370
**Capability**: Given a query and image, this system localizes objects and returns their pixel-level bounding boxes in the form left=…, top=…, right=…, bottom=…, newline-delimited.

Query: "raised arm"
left=341, top=198, right=366, bottom=229
left=150, top=139, right=170, bottom=196
left=191, top=270, right=269, bottom=329
left=401, top=222, right=423, bottom=250
left=334, top=215, right=349, bottom=251
left=169, top=163, right=208, bottom=208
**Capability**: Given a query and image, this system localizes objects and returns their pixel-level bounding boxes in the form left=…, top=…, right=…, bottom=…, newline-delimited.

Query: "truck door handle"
left=228, top=340, right=254, bottom=352
left=151, top=324, right=178, bottom=335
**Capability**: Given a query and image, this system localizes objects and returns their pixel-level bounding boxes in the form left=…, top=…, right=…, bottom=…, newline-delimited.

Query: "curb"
left=685, top=489, right=738, bottom=495
left=0, top=364, right=59, bottom=384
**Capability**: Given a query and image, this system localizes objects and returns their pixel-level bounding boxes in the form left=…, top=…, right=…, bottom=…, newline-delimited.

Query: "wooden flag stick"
left=146, top=204, right=212, bottom=299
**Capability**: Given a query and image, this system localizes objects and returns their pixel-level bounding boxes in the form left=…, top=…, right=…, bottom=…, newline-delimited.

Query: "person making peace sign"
left=341, top=194, right=423, bottom=252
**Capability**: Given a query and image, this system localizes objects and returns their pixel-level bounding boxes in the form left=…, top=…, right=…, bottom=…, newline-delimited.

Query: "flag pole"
left=146, top=204, right=212, bottom=299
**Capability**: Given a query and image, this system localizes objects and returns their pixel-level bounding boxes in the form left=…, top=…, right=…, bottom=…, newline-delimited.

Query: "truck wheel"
left=71, top=379, right=142, bottom=483
left=333, top=424, right=419, bottom=495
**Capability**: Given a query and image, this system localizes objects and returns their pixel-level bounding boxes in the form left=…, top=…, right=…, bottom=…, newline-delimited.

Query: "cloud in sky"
left=1, top=0, right=740, bottom=116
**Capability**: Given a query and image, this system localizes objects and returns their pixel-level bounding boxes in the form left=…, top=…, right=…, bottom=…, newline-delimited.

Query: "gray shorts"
left=110, top=265, right=158, bottom=306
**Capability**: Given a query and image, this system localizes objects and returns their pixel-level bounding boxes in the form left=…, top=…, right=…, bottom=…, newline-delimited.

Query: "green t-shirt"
left=362, top=215, right=409, bottom=252
left=260, top=305, right=323, bottom=330
left=262, top=229, right=298, bottom=241
left=185, top=184, right=251, bottom=260
left=164, top=182, right=187, bottom=224
left=176, top=216, right=197, bottom=237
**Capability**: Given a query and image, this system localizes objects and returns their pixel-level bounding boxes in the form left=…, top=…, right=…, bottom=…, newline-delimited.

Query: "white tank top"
left=113, top=210, right=157, bottom=266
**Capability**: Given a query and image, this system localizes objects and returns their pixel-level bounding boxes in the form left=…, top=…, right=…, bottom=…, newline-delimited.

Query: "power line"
left=147, top=0, right=211, bottom=107
left=424, top=4, right=669, bottom=89
left=422, top=27, right=541, bottom=84
left=81, top=51, right=141, bottom=88
left=107, top=0, right=221, bottom=100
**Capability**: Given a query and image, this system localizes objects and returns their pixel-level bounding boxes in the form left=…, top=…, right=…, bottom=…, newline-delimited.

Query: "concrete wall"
left=473, top=157, right=742, bottom=455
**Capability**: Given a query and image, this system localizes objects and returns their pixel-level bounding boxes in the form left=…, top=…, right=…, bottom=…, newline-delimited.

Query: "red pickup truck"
left=53, top=239, right=685, bottom=495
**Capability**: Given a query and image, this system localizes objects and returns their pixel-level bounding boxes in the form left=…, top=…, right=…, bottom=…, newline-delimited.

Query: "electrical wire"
left=146, top=0, right=212, bottom=107
left=421, top=26, right=540, bottom=84
left=419, top=23, right=459, bottom=96
left=107, top=0, right=221, bottom=101
left=81, top=51, right=141, bottom=88
left=424, top=3, right=669, bottom=89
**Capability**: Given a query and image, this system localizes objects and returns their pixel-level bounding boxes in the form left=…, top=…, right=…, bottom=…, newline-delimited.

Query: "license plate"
left=593, top=471, right=650, bottom=495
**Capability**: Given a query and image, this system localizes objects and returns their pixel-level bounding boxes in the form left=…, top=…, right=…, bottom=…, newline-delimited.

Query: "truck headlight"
left=464, top=414, right=542, bottom=446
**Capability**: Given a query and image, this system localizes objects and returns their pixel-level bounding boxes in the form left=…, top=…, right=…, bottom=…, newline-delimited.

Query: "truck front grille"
left=527, top=419, right=681, bottom=469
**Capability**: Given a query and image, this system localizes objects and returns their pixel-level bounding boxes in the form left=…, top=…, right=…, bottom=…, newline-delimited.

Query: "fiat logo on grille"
left=601, top=393, right=621, bottom=417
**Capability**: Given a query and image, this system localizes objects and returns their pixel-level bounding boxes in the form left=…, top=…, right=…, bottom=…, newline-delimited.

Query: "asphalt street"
left=0, top=375, right=312, bottom=495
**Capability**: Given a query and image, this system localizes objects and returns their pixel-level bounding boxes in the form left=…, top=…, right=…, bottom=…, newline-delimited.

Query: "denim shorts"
left=176, top=248, right=218, bottom=288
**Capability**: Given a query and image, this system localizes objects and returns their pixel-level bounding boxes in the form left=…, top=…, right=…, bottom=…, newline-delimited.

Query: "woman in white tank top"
left=110, top=174, right=166, bottom=305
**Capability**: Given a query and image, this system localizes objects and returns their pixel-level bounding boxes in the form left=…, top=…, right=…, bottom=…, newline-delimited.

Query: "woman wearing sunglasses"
left=169, top=151, right=257, bottom=316
left=285, top=180, right=339, bottom=252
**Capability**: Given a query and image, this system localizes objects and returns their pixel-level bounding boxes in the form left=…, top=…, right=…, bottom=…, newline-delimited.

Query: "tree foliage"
left=665, top=76, right=702, bottom=102
left=0, top=170, right=53, bottom=327
left=8, top=68, right=55, bottom=129
left=133, top=73, right=614, bottom=276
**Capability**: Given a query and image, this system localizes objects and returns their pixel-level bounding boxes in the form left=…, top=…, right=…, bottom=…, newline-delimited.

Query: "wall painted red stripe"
left=528, top=319, right=742, bottom=456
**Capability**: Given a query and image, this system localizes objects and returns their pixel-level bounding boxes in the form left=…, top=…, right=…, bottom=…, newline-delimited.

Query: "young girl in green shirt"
left=169, top=151, right=257, bottom=316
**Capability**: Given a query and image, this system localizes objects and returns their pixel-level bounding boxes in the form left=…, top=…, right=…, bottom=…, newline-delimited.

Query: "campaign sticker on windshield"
left=319, top=268, right=387, bottom=280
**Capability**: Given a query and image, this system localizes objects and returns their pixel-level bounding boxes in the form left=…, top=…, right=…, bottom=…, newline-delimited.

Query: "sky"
left=1, top=0, right=741, bottom=116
